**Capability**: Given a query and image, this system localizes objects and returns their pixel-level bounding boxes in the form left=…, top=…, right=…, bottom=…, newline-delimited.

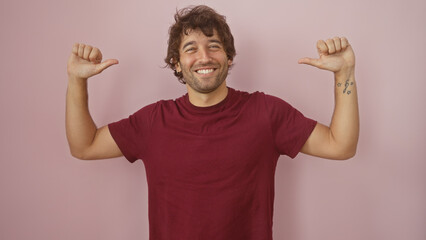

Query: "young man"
left=66, top=5, right=358, bottom=240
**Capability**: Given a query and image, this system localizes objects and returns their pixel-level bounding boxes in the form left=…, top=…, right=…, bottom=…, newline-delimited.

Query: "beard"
left=182, top=62, right=229, bottom=94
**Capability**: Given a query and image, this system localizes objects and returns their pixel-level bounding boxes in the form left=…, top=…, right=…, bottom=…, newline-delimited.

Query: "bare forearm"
left=65, top=76, right=97, bottom=158
left=299, top=37, right=359, bottom=160
left=329, top=69, right=359, bottom=157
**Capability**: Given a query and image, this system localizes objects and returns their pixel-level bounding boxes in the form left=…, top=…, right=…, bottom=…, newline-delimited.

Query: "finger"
left=89, top=47, right=102, bottom=63
left=78, top=43, right=85, bottom=57
left=325, top=39, right=336, bottom=54
left=341, top=37, right=349, bottom=49
left=333, top=37, right=341, bottom=52
left=298, top=57, right=321, bottom=68
left=83, top=45, right=93, bottom=60
left=316, top=40, right=328, bottom=56
left=72, top=43, right=79, bottom=55
left=95, top=59, right=119, bottom=73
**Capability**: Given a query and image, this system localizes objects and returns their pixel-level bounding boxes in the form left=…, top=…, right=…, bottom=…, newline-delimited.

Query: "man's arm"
left=66, top=43, right=122, bottom=160
left=299, top=37, right=359, bottom=160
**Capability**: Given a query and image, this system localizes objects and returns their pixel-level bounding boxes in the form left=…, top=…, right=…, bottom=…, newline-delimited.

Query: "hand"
left=298, top=37, right=355, bottom=76
left=67, top=43, right=118, bottom=80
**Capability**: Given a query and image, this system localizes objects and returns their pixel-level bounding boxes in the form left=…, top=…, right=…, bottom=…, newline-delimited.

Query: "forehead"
left=179, top=29, right=221, bottom=48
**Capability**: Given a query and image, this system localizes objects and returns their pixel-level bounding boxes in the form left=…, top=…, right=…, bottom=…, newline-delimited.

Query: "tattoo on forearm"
left=343, top=79, right=349, bottom=94
left=337, top=80, right=354, bottom=95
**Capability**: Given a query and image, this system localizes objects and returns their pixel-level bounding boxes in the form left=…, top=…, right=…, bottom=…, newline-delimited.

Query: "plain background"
left=1, top=0, right=425, bottom=239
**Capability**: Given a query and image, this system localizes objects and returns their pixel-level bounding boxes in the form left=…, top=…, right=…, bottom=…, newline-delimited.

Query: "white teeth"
left=196, top=69, right=214, bottom=74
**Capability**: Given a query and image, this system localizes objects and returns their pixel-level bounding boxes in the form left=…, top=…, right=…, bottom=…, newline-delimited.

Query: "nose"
left=197, top=47, right=212, bottom=63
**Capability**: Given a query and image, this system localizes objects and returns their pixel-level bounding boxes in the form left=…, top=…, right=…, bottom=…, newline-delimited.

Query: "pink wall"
left=1, top=0, right=425, bottom=239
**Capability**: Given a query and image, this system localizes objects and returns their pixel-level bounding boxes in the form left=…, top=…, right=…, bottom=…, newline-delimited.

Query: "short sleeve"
left=108, top=103, right=155, bottom=163
left=265, top=95, right=317, bottom=158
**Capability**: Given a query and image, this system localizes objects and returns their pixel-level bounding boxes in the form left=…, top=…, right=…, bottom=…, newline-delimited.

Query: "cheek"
left=180, top=58, right=196, bottom=71
left=216, top=53, right=231, bottom=66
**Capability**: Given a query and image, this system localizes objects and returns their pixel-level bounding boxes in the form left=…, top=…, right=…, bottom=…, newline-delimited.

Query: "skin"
left=299, top=37, right=359, bottom=160
left=66, top=35, right=358, bottom=160
left=175, top=29, right=233, bottom=107
left=66, top=43, right=122, bottom=160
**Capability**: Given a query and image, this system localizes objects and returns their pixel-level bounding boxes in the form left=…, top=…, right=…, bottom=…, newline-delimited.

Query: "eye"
left=184, top=47, right=196, bottom=53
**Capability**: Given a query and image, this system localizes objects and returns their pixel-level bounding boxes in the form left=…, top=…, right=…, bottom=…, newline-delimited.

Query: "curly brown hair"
left=164, top=5, right=236, bottom=84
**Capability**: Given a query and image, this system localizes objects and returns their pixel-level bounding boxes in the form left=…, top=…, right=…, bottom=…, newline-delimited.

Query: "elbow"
left=336, top=151, right=356, bottom=160
left=69, top=148, right=91, bottom=160
left=334, top=145, right=357, bottom=160
left=70, top=150, right=85, bottom=160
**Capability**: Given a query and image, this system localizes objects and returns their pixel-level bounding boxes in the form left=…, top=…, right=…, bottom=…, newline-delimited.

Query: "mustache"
left=192, top=62, right=220, bottom=70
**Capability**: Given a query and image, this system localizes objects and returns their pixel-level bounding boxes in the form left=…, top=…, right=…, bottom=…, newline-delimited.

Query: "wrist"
left=68, top=74, right=88, bottom=84
left=334, top=66, right=355, bottom=81
left=67, top=76, right=89, bottom=93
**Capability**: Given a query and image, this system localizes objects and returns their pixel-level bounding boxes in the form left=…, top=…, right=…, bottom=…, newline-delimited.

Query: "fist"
left=298, top=37, right=355, bottom=75
left=67, top=43, right=118, bottom=79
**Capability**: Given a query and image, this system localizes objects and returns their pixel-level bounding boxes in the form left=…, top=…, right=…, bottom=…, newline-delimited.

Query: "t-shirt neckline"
left=183, top=87, right=235, bottom=113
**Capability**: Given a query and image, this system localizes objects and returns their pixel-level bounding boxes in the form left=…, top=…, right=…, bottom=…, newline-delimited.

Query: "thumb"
left=96, top=59, right=119, bottom=73
left=298, top=57, right=321, bottom=68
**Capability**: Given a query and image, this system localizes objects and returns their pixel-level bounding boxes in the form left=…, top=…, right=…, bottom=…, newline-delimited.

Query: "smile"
left=195, top=68, right=215, bottom=74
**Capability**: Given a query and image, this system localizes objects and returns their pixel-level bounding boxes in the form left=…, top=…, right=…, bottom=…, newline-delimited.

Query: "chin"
left=191, top=85, right=220, bottom=94
left=186, top=78, right=225, bottom=94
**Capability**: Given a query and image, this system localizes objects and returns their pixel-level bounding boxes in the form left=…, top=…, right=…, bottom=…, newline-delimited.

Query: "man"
left=66, top=5, right=358, bottom=240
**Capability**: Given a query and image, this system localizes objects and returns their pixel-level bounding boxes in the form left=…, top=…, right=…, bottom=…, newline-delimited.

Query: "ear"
left=228, top=59, right=233, bottom=66
left=175, top=62, right=181, bottom=73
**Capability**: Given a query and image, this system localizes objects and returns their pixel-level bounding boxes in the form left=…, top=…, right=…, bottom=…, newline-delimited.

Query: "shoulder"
left=230, top=88, right=267, bottom=102
left=133, top=96, right=183, bottom=115
left=234, top=88, right=292, bottom=109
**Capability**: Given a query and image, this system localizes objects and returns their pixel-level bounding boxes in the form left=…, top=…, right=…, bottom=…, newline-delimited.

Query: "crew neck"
left=183, top=87, right=235, bottom=113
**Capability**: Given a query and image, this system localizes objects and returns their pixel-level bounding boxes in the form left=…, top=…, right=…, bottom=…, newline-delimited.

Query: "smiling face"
left=176, top=29, right=232, bottom=94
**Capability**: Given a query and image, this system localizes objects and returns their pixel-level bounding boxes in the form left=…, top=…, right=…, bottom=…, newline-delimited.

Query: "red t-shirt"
left=109, top=88, right=316, bottom=240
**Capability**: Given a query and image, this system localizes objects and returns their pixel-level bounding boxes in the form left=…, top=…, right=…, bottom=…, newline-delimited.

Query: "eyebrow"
left=182, top=39, right=223, bottom=50
left=182, top=41, right=195, bottom=50
left=209, top=39, right=222, bottom=45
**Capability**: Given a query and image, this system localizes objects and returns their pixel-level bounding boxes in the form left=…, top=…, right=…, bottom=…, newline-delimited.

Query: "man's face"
left=176, top=29, right=232, bottom=94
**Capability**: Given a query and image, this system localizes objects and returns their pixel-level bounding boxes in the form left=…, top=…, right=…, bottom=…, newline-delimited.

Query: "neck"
left=187, top=82, right=228, bottom=107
